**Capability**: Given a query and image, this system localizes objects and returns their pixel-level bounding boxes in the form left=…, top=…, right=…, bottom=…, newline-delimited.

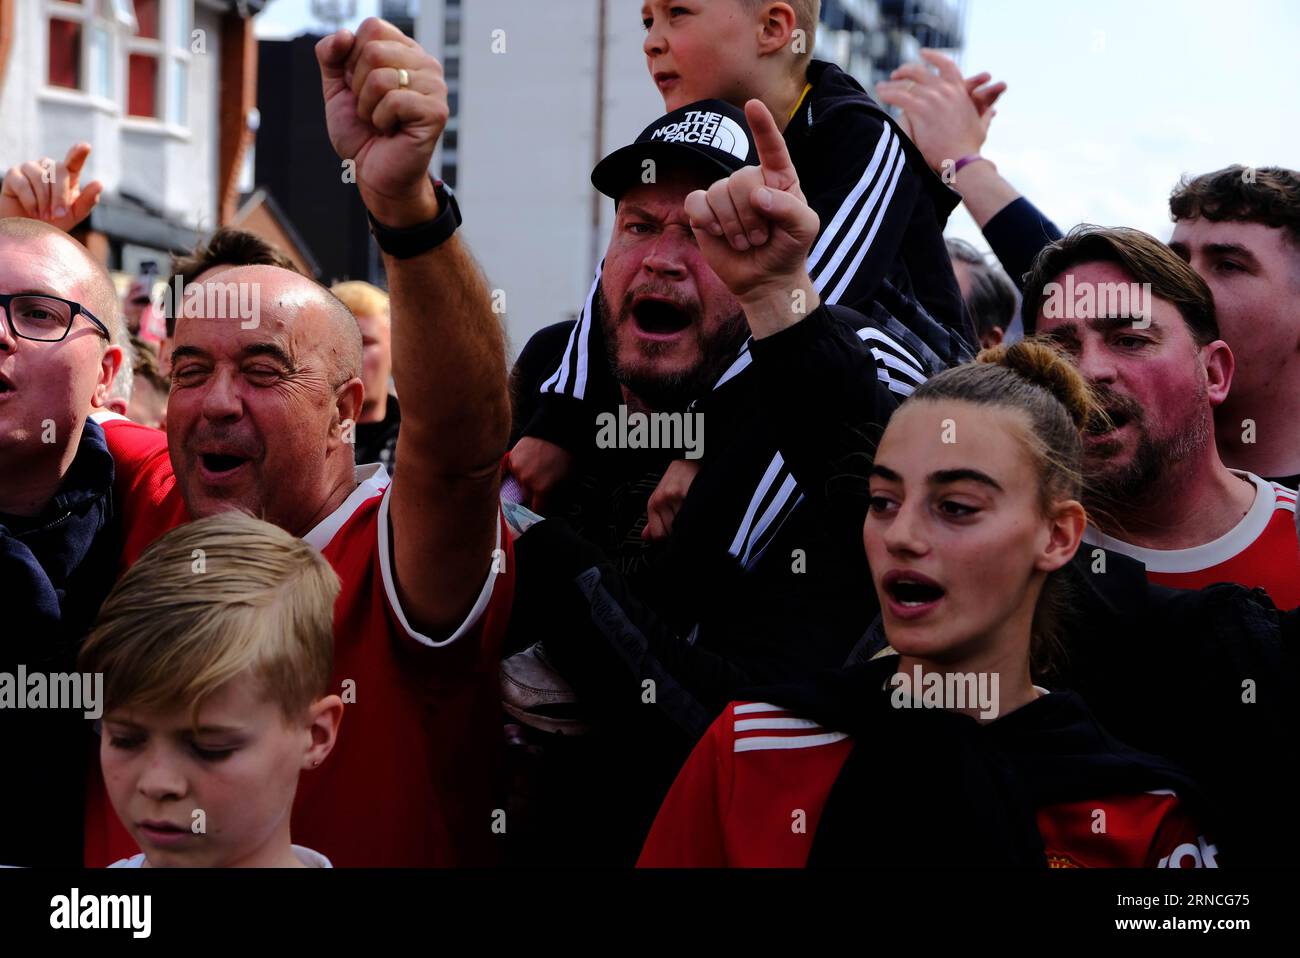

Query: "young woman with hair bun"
left=640, top=341, right=1218, bottom=868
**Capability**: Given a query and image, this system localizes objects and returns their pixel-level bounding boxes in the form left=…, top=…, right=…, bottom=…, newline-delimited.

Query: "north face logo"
left=650, top=111, right=749, bottom=161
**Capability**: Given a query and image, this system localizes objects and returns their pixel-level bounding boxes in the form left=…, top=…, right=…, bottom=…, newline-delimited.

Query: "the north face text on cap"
left=650, top=111, right=749, bottom=161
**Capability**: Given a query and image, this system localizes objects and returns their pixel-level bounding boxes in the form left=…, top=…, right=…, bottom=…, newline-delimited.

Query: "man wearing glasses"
left=0, top=215, right=125, bottom=866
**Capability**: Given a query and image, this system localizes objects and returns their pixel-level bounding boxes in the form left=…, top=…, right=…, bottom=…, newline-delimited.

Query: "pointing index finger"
left=63, top=143, right=91, bottom=178
left=744, top=99, right=797, bottom=192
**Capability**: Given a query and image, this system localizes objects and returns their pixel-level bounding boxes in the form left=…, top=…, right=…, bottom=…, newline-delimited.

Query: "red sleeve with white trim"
left=638, top=706, right=734, bottom=868
left=640, top=702, right=853, bottom=867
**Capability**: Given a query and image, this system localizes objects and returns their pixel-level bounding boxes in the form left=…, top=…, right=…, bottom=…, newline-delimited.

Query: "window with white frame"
left=167, top=0, right=192, bottom=125
left=125, top=0, right=161, bottom=117
left=47, top=0, right=127, bottom=99
left=46, top=0, right=193, bottom=127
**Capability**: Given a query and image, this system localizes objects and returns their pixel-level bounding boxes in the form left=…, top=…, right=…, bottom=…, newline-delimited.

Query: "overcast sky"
left=255, top=0, right=377, bottom=40
left=944, top=0, right=1300, bottom=249
left=256, top=0, right=1300, bottom=251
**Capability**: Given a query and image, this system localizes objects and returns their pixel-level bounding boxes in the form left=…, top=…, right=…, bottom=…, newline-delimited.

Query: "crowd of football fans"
left=2, top=4, right=1297, bottom=869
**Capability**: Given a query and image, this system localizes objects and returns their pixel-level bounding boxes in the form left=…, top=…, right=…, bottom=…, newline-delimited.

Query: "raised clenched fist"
left=316, top=17, right=448, bottom=228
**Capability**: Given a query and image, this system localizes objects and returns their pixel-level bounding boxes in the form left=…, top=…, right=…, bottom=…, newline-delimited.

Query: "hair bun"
left=975, top=339, right=1096, bottom=431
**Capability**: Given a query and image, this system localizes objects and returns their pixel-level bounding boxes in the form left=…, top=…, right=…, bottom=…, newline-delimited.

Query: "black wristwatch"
left=367, top=178, right=462, bottom=258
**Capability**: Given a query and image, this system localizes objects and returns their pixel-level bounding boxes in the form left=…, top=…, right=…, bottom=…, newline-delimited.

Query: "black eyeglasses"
left=0, top=292, right=111, bottom=343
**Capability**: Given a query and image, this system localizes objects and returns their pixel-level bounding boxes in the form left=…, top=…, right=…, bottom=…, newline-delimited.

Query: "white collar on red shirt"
left=88, top=410, right=130, bottom=425
left=109, top=844, right=332, bottom=868
left=292, top=461, right=505, bottom=649
left=301, top=463, right=390, bottom=552
left=1083, top=470, right=1285, bottom=573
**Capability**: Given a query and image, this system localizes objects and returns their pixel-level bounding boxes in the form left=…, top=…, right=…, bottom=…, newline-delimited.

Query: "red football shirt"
left=639, top=701, right=1217, bottom=868
left=1084, top=472, right=1300, bottom=609
left=85, top=415, right=515, bottom=866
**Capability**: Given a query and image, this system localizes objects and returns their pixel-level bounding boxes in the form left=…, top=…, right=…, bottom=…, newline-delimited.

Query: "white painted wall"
left=415, top=0, right=662, bottom=357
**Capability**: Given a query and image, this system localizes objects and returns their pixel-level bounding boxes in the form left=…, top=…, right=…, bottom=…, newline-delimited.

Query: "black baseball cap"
left=591, top=99, right=759, bottom=202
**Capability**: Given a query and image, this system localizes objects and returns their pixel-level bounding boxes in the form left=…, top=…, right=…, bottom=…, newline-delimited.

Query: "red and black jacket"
left=641, top=656, right=1219, bottom=868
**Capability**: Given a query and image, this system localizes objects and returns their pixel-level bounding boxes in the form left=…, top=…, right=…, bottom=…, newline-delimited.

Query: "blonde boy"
left=639, top=0, right=963, bottom=324
left=79, top=513, right=344, bottom=868
left=643, top=0, right=820, bottom=122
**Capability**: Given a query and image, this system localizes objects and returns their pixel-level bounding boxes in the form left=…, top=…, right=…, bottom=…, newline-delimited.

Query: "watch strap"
left=368, top=178, right=462, bottom=258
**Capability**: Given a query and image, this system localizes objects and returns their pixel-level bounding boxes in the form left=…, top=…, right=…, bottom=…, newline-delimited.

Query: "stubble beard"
left=598, top=282, right=747, bottom=412
left=1085, top=380, right=1212, bottom=523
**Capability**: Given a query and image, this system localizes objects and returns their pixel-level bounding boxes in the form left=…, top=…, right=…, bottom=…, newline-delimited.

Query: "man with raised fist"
left=68, top=18, right=516, bottom=867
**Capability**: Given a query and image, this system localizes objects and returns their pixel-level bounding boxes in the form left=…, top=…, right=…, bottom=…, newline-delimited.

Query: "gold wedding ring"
left=396, top=68, right=410, bottom=90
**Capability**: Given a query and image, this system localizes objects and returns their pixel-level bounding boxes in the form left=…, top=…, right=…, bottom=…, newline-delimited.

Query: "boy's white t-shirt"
left=108, top=845, right=332, bottom=868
